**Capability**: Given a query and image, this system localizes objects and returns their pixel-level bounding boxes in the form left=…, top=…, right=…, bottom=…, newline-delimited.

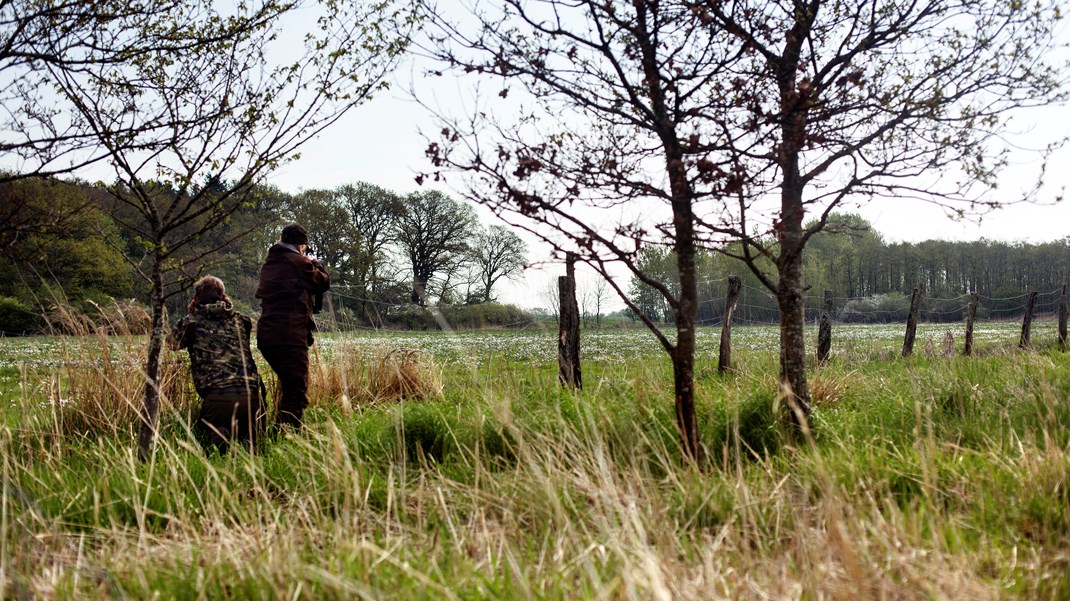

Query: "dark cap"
left=281, top=223, right=309, bottom=245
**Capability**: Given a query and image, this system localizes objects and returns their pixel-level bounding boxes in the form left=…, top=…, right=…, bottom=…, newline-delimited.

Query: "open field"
left=1, top=321, right=1069, bottom=599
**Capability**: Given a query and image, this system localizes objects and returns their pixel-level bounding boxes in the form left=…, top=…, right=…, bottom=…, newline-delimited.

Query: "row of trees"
left=0, top=177, right=527, bottom=328
left=628, top=213, right=1070, bottom=325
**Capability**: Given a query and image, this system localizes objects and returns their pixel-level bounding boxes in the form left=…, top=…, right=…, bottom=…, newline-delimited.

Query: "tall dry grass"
left=309, top=343, right=443, bottom=412
left=40, top=300, right=196, bottom=438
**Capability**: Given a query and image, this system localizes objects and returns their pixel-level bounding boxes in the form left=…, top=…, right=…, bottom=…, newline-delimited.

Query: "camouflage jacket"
left=171, top=301, right=261, bottom=397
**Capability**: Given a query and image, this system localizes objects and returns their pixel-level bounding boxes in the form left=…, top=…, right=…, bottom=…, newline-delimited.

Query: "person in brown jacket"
left=255, top=224, right=330, bottom=431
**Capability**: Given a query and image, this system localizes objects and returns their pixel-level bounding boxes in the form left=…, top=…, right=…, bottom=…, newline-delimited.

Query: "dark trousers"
left=197, top=388, right=264, bottom=454
left=259, top=344, right=311, bottom=429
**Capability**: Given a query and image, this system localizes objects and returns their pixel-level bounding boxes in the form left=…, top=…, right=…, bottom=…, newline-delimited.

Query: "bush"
left=0, top=296, right=42, bottom=334
left=442, top=303, right=535, bottom=329
left=379, top=302, right=536, bottom=330
left=840, top=293, right=911, bottom=323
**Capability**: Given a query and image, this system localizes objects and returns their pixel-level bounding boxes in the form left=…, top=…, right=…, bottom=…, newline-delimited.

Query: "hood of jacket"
left=194, top=300, right=235, bottom=320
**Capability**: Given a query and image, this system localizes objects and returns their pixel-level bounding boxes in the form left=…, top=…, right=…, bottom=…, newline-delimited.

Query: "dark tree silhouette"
left=470, top=224, right=527, bottom=303
left=395, top=190, right=477, bottom=306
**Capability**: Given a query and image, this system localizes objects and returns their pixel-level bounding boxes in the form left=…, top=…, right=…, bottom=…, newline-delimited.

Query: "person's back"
left=255, top=224, right=330, bottom=431
left=172, top=277, right=265, bottom=453
left=256, top=242, right=325, bottom=348
left=174, top=301, right=260, bottom=396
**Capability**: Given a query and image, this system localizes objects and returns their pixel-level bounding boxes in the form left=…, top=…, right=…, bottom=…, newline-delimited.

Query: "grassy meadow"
left=1, top=320, right=1069, bottom=599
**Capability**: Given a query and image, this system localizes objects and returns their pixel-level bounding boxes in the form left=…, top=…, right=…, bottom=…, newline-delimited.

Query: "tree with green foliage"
left=0, top=177, right=132, bottom=310
left=335, top=182, right=408, bottom=325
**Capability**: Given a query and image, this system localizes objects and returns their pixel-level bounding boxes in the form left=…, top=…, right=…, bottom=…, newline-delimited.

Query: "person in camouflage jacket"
left=171, top=276, right=265, bottom=453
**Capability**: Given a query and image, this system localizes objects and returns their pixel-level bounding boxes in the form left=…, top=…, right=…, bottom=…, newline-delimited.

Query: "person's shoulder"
left=285, top=251, right=313, bottom=267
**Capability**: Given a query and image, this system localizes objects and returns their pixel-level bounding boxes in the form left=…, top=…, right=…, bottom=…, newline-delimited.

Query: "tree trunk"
left=817, top=289, right=832, bottom=364
left=136, top=260, right=166, bottom=461
left=902, top=285, right=923, bottom=357
left=1019, top=290, right=1038, bottom=349
left=671, top=264, right=700, bottom=463
left=963, top=292, right=979, bottom=356
left=718, top=276, right=742, bottom=374
left=772, top=2, right=814, bottom=433
left=668, top=171, right=701, bottom=464
left=1058, top=284, right=1067, bottom=349
left=777, top=252, right=811, bottom=428
left=557, top=255, right=581, bottom=388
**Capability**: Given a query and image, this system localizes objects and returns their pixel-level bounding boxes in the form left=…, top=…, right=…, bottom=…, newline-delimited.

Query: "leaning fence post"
left=718, top=276, right=742, bottom=374
left=558, top=253, right=582, bottom=388
left=1019, top=290, right=1038, bottom=349
left=902, top=284, right=924, bottom=357
left=963, top=292, right=979, bottom=356
left=817, top=290, right=833, bottom=364
left=1059, top=284, right=1068, bottom=350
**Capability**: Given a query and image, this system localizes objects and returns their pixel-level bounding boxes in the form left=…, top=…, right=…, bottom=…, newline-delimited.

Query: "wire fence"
left=313, top=281, right=1067, bottom=333
left=683, top=283, right=1067, bottom=328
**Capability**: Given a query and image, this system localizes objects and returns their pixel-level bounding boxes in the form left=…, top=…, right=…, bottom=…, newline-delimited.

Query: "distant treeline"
left=0, top=176, right=532, bottom=333
left=628, top=214, right=1070, bottom=325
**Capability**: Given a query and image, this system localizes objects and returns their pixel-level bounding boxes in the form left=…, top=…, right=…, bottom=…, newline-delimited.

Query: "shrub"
left=442, top=302, right=535, bottom=329
left=378, top=302, right=536, bottom=330
left=840, top=293, right=911, bottom=323
left=0, top=296, right=42, bottom=334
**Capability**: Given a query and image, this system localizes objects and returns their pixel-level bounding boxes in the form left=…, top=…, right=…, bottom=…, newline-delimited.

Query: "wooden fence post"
left=718, top=276, right=742, bottom=374
left=817, top=290, right=833, bottom=364
left=902, top=285, right=923, bottom=357
left=1059, top=284, right=1068, bottom=350
left=1019, top=290, right=1038, bottom=349
left=558, top=253, right=582, bottom=388
left=963, top=292, right=979, bottom=356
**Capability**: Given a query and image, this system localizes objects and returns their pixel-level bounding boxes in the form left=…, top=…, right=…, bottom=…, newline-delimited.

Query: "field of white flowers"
left=0, top=319, right=1051, bottom=373
left=310, top=319, right=1049, bottom=366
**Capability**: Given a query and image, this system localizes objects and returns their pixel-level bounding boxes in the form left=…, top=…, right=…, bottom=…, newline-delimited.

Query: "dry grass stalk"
left=42, top=300, right=195, bottom=437
left=809, top=371, right=854, bottom=407
left=943, top=330, right=955, bottom=356
left=309, top=346, right=443, bottom=410
left=923, top=335, right=937, bottom=356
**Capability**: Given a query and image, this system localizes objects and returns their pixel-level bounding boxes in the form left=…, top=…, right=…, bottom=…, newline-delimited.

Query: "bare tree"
left=579, top=275, right=612, bottom=327
left=538, top=280, right=560, bottom=322
left=470, top=224, right=527, bottom=303
left=682, top=0, right=1065, bottom=421
left=421, top=1, right=735, bottom=461
left=51, top=0, right=413, bottom=459
left=0, top=0, right=284, bottom=181
left=592, top=275, right=611, bottom=327
left=395, top=190, right=478, bottom=306
left=420, top=0, right=1066, bottom=458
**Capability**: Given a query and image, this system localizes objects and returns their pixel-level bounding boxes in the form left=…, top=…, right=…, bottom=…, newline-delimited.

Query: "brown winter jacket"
left=255, top=243, right=331, bottom=347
